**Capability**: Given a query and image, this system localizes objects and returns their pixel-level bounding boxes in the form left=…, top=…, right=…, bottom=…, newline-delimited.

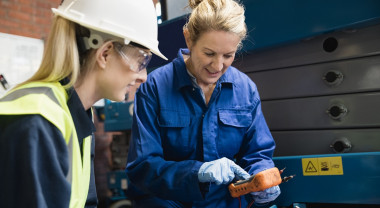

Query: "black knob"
left=330, top=138, right=352, bottom=153
left=326, top=104, right=348, bottom=120
left=323, top=37, right=338, bottom=52
left=323, top=70, right=344, bottom=86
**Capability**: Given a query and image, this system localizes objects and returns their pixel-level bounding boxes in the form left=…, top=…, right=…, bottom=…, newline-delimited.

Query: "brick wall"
left=0, top=0, right=158, bottom=40
left=0, top=0, right=61, bottom=40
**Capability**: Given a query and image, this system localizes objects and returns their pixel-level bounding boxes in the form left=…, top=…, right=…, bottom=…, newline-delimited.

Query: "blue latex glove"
left=198, top=157, right=250, bottom=185
left=250, top=185, right=281, bottom=204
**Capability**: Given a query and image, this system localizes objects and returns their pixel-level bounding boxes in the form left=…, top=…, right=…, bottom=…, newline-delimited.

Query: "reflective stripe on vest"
left=0, top=82, right=91, bottom=208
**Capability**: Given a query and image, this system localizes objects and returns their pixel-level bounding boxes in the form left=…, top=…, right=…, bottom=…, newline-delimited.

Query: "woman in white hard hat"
left=0, top=0, right=166, bottom=207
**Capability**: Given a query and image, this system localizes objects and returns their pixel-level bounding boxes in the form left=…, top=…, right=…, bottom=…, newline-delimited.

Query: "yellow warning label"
left=302, top=156, right=343, bottom=176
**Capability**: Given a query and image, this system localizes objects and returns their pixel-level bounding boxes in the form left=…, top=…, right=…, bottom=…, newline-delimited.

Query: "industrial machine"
left=107, top=170, right=131, bottom=208
left=104, top=100, right=134, bottom=132
left=103, top=1, right=380, bottom=207
left=230, top=1, right=380, bottom=207
left=103, top=102, right=133, bottom=208
left=235, top=22, right=380, bottom=208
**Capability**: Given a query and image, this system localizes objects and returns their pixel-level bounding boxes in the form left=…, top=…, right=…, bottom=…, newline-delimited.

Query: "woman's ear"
left=183, top=29, right=192, bottom=50
left=96, top=41, right=113, bottom=69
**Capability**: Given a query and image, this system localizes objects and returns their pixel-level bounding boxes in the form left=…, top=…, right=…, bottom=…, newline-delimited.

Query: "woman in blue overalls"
left=126, top=0, right=281, bottom=207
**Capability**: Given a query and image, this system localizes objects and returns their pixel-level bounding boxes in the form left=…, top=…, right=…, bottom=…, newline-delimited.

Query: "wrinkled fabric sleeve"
left=0, top=115, right=71, bottom=208
left=237, top=84, right=276, bottom=176
left=126, top=85, right=205, bottom=202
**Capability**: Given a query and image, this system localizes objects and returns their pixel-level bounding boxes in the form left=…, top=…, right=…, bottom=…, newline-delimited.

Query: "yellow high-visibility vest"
left=0, top=81, right=91, bottom=208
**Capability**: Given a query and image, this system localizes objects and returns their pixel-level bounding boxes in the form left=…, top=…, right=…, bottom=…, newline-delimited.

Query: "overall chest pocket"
left=217, top=109, right=252, bottom=158
left=158, top=109, right=192, bottom=154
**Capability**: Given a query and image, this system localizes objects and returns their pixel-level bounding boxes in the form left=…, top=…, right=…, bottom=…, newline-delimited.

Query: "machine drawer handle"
left=326, top=104, right=348, bottom=120
left=323, top=70, right=344, bottom=86
left=330, top=137, right=352, bottom=153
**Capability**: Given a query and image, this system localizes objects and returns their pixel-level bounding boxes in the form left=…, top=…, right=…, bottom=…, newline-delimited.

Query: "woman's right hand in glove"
left=198, top=157, right=250, bottom=185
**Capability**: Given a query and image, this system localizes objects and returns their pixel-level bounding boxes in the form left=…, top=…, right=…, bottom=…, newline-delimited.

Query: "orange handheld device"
left=228, top=167, right=293, bottom=198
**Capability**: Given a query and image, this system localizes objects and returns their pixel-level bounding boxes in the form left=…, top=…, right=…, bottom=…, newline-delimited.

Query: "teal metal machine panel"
left=104, top=100, right=134, bottom=132
left=241, top=0, right=380, bottom=52
left=273, top=152, right=380, bottom=206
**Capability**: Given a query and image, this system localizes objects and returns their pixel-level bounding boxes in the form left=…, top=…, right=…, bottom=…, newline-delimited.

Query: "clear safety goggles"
left=113, top=42, right=152, bottom=72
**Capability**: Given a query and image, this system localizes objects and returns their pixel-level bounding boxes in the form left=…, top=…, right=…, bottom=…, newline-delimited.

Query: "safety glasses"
left=113, top=42, right=152, bottom=72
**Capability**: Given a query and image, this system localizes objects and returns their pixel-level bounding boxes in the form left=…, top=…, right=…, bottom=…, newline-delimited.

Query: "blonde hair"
left=184, top=0, right=247, bottom=49
left=21, top=16, right=92, bottom=88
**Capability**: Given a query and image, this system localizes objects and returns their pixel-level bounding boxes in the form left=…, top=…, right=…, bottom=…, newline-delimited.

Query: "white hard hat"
left=52, top=0, right=167, bottom=60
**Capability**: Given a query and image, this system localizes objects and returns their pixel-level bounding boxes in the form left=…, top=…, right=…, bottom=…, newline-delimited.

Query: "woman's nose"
left=137, top=69, right=147, bottom=84
left=211, top=56, right=224, bottom=71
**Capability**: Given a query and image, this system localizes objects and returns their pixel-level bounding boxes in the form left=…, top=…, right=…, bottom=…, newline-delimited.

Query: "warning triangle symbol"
left=305, top=161, right=317, bottom=172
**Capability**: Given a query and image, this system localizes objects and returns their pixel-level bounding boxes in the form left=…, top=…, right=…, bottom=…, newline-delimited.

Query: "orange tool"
left=228, top=167, right=294, bottom=198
